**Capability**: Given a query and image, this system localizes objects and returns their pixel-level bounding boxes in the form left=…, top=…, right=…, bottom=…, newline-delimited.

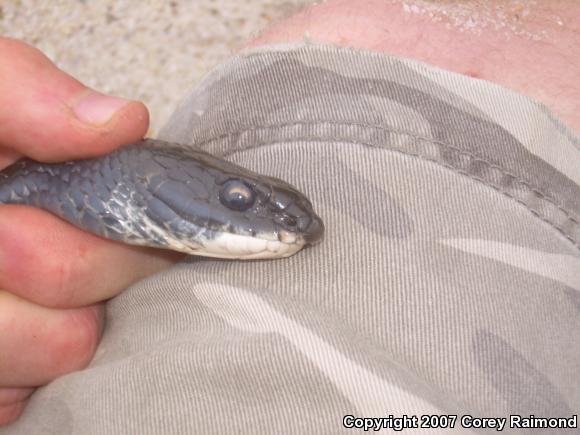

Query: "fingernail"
left=72, top=91, right=131, bottom=126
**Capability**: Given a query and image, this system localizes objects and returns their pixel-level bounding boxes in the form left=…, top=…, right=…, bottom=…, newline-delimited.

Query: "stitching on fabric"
left=190, top=123, right=580, bottom=249
left=191, top=120, right=578, bottom=223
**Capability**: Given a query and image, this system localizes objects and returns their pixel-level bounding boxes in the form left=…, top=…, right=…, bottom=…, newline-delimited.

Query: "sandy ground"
left=0, top=0, right=311, bottom=134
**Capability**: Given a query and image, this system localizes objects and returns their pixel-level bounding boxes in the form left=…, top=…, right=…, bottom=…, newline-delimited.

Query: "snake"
left=0, top=139, right=324, bottom=260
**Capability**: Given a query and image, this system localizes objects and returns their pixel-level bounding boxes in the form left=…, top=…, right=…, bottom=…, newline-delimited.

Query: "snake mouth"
left=196, top=231, right=306, bottom=260
left=194, top=208, right=324, bottom=260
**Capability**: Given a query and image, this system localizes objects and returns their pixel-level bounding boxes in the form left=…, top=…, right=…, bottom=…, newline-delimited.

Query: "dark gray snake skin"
left=0, top=139, right=324, bottom=259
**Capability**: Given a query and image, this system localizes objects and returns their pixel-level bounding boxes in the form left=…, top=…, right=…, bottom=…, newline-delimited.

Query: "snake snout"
left=254, top=177, right=324, bottom=249
left=299, top=214, right=324, bottom=245
left=281, top=196, right=324, bottom=245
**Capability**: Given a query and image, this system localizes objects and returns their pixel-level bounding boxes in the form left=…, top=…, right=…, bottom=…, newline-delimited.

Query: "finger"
left=0, top=398, right=28, bottom=427
left=0, top=205, right=182, bottom=308
left=0, top=147, right=22, bottom=169
left=0, top=388, right=34, bottom=405
left=0, top=387, right=34, bottom=426
left=0, top=37, right=148, bottom=163
left=0, top=291, right=104, bottom=387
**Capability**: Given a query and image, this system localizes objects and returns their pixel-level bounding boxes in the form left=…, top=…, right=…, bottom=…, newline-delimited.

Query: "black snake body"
left=0, top=139, right=323, bottom=259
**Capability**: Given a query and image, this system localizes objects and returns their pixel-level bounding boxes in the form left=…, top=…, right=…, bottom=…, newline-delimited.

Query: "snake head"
left=141, top=143, right=324, bottom=259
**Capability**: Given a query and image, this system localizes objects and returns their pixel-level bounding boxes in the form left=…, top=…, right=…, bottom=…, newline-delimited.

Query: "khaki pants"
left=7, top=44, right=579, bottom=435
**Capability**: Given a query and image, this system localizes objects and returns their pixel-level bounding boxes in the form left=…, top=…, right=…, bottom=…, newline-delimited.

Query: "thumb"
left=0, top=37, right=149, bottom=163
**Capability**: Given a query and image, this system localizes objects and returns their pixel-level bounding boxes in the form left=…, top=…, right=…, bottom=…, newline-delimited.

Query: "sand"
left=0, top=0, right=310, bottom=134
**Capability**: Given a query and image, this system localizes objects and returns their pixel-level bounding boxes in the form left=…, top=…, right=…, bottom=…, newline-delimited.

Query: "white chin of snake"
left=199, top=231, right=305, bottom=260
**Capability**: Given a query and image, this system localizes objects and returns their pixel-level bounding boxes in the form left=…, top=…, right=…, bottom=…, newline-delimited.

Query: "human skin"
left=251, top=0, right=580, bottom=134
left=1, top=0, right=578, bottom=426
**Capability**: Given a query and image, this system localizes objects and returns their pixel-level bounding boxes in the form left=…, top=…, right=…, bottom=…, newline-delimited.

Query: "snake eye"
left=219, top=179, right=256, bottom=211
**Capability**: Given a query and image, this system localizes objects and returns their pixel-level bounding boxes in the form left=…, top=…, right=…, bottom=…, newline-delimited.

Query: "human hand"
left=0, top=37, right=181, bottom=426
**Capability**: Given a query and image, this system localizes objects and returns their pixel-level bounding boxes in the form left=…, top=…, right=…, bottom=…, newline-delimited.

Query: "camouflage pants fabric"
left=4, top=44, right=579, bottom=435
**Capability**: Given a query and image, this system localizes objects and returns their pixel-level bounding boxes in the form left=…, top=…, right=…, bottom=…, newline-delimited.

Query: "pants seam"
left=192, top=121, right=580, bottom=249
